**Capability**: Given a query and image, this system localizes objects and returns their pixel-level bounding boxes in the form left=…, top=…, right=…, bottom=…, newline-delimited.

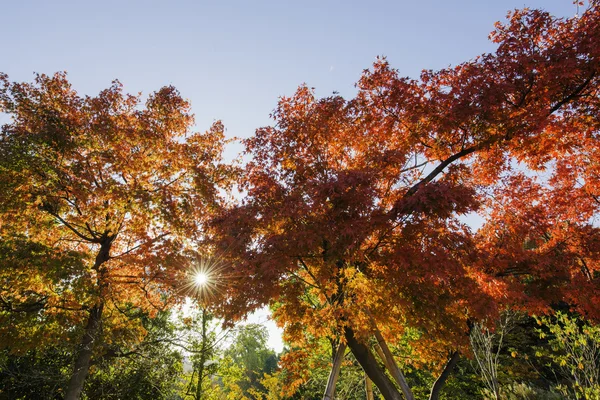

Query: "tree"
left=181, top=306, right=229, bottom=400
left=0, top=310, right=185, bottom=400
left=82, top=310, right=185, bottom=400
left=223, top=324, right=278, bottom=398
left=277, top=335, right=377, bottom=400
left=0, top=347, right=71, bottom=399
left=536, top=312, right=600, bottom=399
left=470, top=311, right=517, bottom=399
left=211, top=3, right=600, bottom=399
left=0, top=72, right=231, bottom=399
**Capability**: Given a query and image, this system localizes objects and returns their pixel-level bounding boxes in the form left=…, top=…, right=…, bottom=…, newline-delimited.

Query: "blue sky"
left=3, top=1, right=576, bottom=150
left=2, top=0, right=578, bottom=351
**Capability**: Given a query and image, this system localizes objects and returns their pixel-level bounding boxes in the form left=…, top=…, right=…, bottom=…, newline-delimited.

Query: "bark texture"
left=64, top=303, right=104, bottom=400
left=323, top=342, right=347, bottom=400
left=344, top=327, right=403, bottom=400
left=373, top=328, right=415, bottom=400
left=65, top=238, right=112, bottom=400
left=365, top=373, right=375, bottom=400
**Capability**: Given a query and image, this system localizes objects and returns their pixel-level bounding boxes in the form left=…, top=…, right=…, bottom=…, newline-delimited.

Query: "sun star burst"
left=181, top=255, right=233, bottom=304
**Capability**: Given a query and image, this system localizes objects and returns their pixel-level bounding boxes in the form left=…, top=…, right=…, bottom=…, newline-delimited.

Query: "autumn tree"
left=277, top=332, right=379, bottom=399
left=211, top=3, right=600, bottom=399
left=0, top=73, right=231, bottom=399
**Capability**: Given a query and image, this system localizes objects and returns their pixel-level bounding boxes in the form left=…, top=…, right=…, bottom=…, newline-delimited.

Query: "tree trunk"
left=323, top=342, right=347, bottom=400
left=373, top=328, right=415, bottom=400
left=65, top=238, right=112, bottom=400
left=344, top=327, right=403, bottom=400
left=64, top=303, right=104, bottom=400
left=363, top=307, right=414, bottom=400
left=365, top=373, right=375, bottom=400
left=428, top=351, right=460, bottom=400
left=195, top=308, right=209, bottom=400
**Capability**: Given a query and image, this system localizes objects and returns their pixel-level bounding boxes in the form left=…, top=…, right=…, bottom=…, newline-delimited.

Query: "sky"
left=2, top=0, right=579, bottom=352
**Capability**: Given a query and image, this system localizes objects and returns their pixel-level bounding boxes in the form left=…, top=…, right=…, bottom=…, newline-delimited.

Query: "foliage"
left=179, top=305, right=229, bottom=400
left=481, top=383, right=561, bottom=400
left=256, top=372, right=285, bottom=400
left=0, top=72, right=231, bottom=396
left=223, top=324, right=278, bottom=398
left=179, top=322, right=279, bottom=400
left=536, top=312, right=600, bottom=399
left=83, top=310, right=185, bottom=400
left=2, top=2, right=600, bottom=398
left=83, top=344, right=183, bottom=400
left=437, top=359, right=484, bottom=400
left=277, top=339, right=372, bottom=399
left=0, top=311, right=184, bottom=400
left=470, top=311, right=518, bottom=399
left=211, top=2, right=600, bottom=397
left=209, top=354, right=247, bottom=400
left=0, top=348, right=71, bottom=400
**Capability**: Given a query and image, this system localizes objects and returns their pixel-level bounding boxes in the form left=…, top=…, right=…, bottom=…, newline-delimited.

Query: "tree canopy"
left=0, top=72, right=232, bottom=398
left=1, top=3, right=600, bottom=399
left=210, top=4, right=600, bottom=399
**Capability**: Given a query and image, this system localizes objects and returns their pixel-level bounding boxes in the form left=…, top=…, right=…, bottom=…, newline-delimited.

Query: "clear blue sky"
left=3, top=1, right=576, bottom=148
left=1, top=0, right=578, bottom=351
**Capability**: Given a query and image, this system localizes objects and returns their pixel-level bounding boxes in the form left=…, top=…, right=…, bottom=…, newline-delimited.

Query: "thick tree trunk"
left=344, top=327, right=403, bottom=400
left=428, top=351, right=460, bottom=400
left=64, top=303, right=104, bottom=400
left=365, top=373, right=375, bottom=400
left=323, top=342, right=347, bottom=400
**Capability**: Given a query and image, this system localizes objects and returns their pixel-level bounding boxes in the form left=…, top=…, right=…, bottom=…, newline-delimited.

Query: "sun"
left=194, top=272, right=209, bottom=286
left=181, top=255, right=234, bottom=304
